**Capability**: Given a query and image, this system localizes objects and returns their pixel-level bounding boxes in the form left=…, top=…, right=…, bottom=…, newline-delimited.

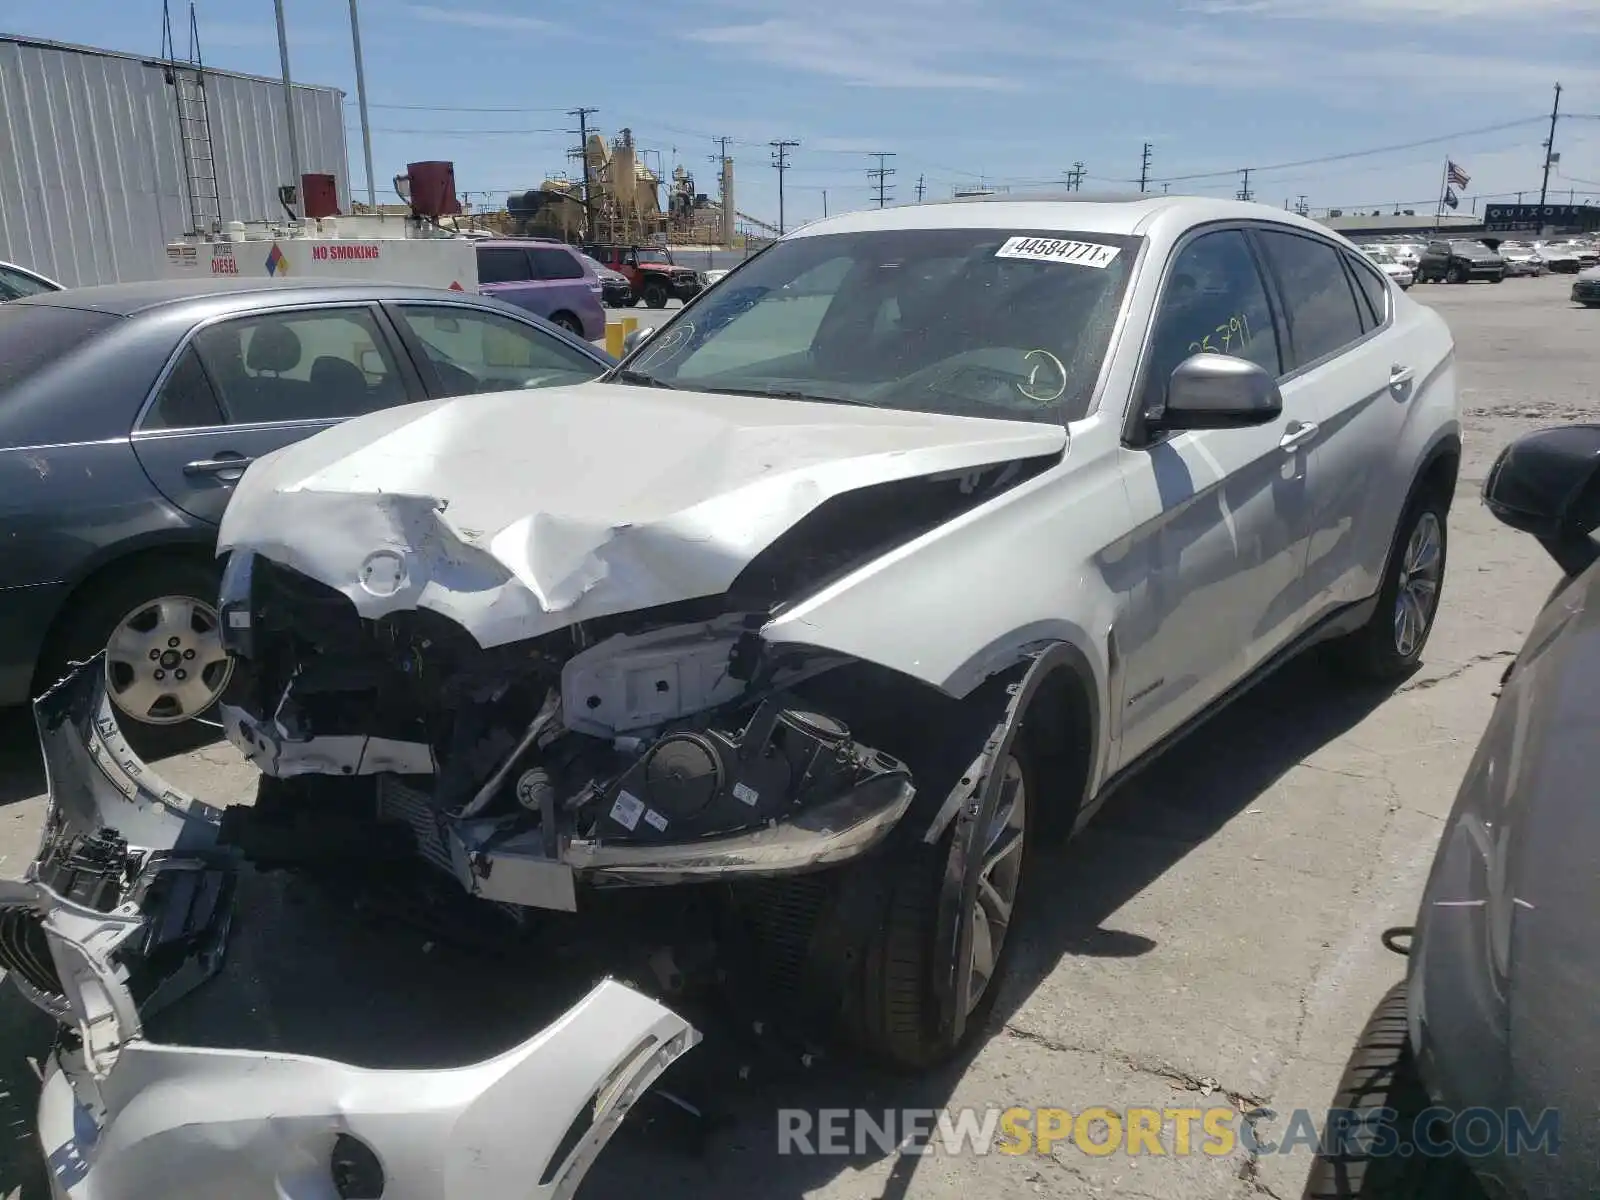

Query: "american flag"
left=1446, top=161, right=1470, bottom=189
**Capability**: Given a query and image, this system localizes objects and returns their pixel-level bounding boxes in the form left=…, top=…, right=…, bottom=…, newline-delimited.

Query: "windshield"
left=1366, top=250, right=1396, bottom=263
left=638, top=248, right=673, bottom=265
left=579, top=254, right=610, bottom=274
left=615, top=227, right=1141, bottom=424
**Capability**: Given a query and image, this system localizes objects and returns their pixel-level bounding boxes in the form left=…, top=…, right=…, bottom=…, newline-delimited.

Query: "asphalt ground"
left=0, top=271, right=1589, bottom=1198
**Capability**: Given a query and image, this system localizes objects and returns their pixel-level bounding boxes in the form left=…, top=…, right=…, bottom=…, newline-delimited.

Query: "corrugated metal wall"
left=0, top=36, right=348, bottom=286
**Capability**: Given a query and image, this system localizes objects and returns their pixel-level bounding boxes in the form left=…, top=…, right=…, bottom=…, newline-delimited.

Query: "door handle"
left=184, top=455, right=254, bottom=478
left=1279, top=422, right=1319, bottom=452
left=1389, top=364, right=1415, bottom=387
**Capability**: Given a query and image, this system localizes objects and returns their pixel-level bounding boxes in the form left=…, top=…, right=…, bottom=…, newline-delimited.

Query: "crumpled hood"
left=217, top=382, right=1065, bottom=647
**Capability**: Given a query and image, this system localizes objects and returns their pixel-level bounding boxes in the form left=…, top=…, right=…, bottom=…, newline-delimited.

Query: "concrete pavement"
left=0, top=272, right=1587, bottom=1199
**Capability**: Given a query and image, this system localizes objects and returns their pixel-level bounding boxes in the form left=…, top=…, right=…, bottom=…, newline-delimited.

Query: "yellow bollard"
left=604, top=321, right=626, bottom=357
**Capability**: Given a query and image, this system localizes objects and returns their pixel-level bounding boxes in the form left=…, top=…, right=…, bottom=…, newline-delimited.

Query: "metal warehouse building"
left=0, top=34, right=348, bottom=287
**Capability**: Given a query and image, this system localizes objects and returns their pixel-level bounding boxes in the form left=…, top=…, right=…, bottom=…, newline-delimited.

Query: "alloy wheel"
left=104, top=594, right=233, bottom=725
left=962, top=753, right=1028, bottom=1017
left=1393, top=512, right=1443, bottom=659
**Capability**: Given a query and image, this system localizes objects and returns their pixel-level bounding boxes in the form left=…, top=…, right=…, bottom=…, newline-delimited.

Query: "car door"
left=130, top=304, right=420, bottom=525
left=1112, top=226, right=1317, bottom=767
left=1292, top=242, right=1441, bottom=617
left=476, top=246, right=542, bottom=314
left=384, top=301, right=609, bottom=396
left=1252, top=229, right=1410, bottom=622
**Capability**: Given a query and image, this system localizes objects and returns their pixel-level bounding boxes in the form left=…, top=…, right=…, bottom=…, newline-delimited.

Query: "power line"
left=868, top=151, right=896, bottom=207
left=770, top=139, right=799, bottom=234
left=1147, top=116, right=1546, bottom=185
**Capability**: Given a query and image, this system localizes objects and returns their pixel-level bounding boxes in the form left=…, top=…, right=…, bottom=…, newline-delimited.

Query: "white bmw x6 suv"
left=11, top=194, right=1457, bottom=1194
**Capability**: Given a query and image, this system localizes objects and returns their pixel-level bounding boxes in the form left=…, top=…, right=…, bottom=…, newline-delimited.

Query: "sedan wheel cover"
left=105, top=595, right=234, bottom=725
left=1393, top=511, right=1443, bottom=659
left=963, top=754, right=1028, bottom=1017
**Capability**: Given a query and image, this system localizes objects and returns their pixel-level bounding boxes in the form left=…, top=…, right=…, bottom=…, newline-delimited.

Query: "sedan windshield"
left=615, top=227, right=1142, bottom=423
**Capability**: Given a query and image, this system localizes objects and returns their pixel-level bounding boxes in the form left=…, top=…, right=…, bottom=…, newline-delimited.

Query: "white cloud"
left=403, top=5, right=558, bottom=33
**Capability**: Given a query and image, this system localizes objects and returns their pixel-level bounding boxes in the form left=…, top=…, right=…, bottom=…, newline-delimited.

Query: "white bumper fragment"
left=38, top=978, right=697, bottom=1200
left=15, top=659, right=700, bottom=1200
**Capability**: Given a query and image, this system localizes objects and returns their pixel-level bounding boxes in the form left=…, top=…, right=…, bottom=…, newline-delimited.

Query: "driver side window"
left=1142, top=229, right=1280, bottom=415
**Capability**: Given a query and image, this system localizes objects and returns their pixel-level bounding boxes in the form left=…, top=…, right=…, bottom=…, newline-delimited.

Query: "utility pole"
left=1296, top=194, right=1309, bottom=216
left=1064, top=161, right=1085, bottom=191
left=1236, top=168, right=1253, bottom=202
left=568, top=107, right=598, bottom=241
left=822, top=189, right=828, bottom=218
left=868, top=152, right=896, bottom=208
left=709, top=135, right=732, bottom=237
left=347, top=0, right=375, bottom=206
left=273, top=0, right=303, bottom=216
left=770, top=139, right=798, bottom=234
left=1538, top=82, right=1562, bottom=208
left=1138, top=142, right=1152, bottom=193
left=915, top=173, right=926, bottom=202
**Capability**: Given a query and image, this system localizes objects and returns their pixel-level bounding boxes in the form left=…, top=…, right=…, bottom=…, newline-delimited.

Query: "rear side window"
left=1254, top=230, right=1368, bottom=368
left=1345, top=253, right=1390, bottom=329
left=477, top=248, right=532, bottom=284
left=0, top=303, right=119, bottom=396
left=530, top=247, right=585, bottom=280
left=144, top=345, right=226, bottom=429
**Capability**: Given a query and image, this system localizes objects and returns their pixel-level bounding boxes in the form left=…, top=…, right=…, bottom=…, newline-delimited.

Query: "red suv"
left=584, top=244, right=703, bottom=308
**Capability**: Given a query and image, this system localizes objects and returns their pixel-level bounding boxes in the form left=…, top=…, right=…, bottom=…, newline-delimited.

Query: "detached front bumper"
left=9, top=660, right=700, bottom=1200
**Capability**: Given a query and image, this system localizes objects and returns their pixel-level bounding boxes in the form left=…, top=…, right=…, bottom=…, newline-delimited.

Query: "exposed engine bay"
left=210, top=457, right=1051, bottom=909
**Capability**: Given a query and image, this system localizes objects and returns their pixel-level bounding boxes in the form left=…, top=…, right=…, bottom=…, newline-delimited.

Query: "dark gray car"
left=0, top=277, right=613, bottom=751
left=1304, top=423, right=1600, bottom=1199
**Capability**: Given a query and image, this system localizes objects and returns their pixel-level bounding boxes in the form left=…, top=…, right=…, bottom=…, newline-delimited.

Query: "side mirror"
left=1153, top=353, right=1283, bottom=432
left=1483, top=424, right=1600, bottom=576
left=622, top=326, right=656, bottom=355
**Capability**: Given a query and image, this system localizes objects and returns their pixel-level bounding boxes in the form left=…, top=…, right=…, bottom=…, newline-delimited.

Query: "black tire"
left=1449, top=263, right=1470, bottom=284
left=36, top=555, right=228, bottom=759
left=1302, top=982, right=1487, bottom=1199
left=643, top=279, right=670, bottom=309
left=853, top=745, right=1036, bottom=1070
left=549, top=311, right=582, bottom=336
left=1330, top=490, right=1447, bottom=682
left=1489, top=274, right=1503, bottom=284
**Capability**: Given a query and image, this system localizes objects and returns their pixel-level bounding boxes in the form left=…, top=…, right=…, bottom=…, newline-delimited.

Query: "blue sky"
left=10, top=0, right=1600, bottom=226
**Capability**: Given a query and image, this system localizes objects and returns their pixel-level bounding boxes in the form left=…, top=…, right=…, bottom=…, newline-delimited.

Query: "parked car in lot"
left=579, top=251, right=634, bottom=306
left=585, top=242, right=704, bottom=307
left=0, top=278, right=614, bottom=753
left=473, top=238, right=608, bottom=339
left=1534, top=241, right=1588, bottom=274
left=1304, top=423, right=1600, bottom=1200
left=0, top=260, right=62, bottom=300
left=1497, top=242, right=1546, bottom=277
left=1360, top=246, right=1414, bottom=289
left=1415, top=239, right=1504, bottom=284
left=1572, top=264, right=1600, bottom=307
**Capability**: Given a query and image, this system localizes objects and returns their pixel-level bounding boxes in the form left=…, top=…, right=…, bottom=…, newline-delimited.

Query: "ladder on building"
left=161, top=1, right=221, bottom=236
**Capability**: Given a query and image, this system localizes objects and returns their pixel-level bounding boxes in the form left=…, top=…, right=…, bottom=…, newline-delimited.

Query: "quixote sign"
left=1482, top=203, right=1600, bottom=232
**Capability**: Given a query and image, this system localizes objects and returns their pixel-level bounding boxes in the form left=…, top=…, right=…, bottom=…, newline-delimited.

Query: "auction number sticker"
left=995, top=237, right=1121, bottom=269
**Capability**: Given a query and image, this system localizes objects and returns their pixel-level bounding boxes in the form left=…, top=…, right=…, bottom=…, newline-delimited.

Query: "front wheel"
left=1449, top=263, right=1470, bottom=283
left=1329, top=493, right=1447, bottom=681
left=853, top=747, right=1034, bottom=1070
left=642, top=279, right=670, bottom=308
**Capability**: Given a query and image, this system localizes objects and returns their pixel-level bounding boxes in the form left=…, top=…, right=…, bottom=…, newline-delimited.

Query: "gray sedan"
left=0, top=277, right=614, bottom=752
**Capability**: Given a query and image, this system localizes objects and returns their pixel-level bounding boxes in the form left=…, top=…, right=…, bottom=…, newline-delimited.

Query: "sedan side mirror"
left=1483, top=423, right=1600, bottom=576
left=1154, top=353, right=1283, bottom=432
left=621, top=326, right=656, bottom=355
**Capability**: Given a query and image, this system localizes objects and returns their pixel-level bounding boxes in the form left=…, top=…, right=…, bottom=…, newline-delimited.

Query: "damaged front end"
left=5, top=663, right=699, bottom=1200
left=214, top=550, right=925, bottom=911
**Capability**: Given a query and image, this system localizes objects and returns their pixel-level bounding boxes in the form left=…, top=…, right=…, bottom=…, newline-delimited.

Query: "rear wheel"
left=1301, top=983, right=1487, bottom=1199
left=549, top=311, right=583, bottom=336
left=642, top=279, right=670, bottom=309
left=854, top=747, right=1034, bottom=1070
left=1330, top=492, right=1447, bottom=682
